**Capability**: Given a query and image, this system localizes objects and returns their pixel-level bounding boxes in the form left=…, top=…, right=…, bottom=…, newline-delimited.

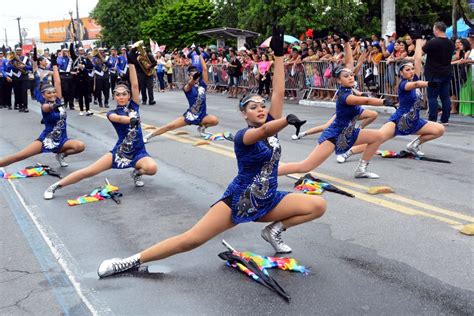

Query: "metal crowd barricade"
left=238, top=67, right=259, bottom=94
left=172, top=66, right=187, bottom=87
left=171, top=61, right=472, bottom=107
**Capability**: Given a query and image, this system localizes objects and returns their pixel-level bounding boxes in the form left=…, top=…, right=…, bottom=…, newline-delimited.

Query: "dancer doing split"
left=97, top=26, right=326, bottom=278
left=0, top=54, right=85, bottom=169
left=143, top=47, right=219, bottom=143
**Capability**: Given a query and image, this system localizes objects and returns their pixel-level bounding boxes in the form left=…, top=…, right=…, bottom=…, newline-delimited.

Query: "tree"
left=90, top=0, right=160, bottom=47
left=140, top=0, right=216, bottom=49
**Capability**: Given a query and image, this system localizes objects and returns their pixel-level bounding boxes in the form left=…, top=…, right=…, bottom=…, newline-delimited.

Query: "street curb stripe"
left=1, top=168, right=110, bottom=316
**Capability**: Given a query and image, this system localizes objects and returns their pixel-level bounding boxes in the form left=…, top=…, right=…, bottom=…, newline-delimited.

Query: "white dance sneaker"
left=79, top=111, right=85, bottom=116
left=97, top=254, right=141, bottom=278
left=197, top=125, right=207, bottom=137
left=354, top=160, right=379, bottom=179
left=336, top=150, right=353, bottom=163
left=291, top=131, right=306, bottom=140
left=131, top=170, right=144, bottom=187
left=406, top=137, right=424, bottom=157
left=44, top=182, right=61, bottom=200
left=143, top=133, right=152, bottom=144
left=55, top=153, right=68, bottom=167
left=261, top=221, right=292, bottom=253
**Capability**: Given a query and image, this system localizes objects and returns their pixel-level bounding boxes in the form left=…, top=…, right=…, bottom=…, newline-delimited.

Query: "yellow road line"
left=91, top=110, right=468, bottom=227
left=285, top=174, right=463, bottom=226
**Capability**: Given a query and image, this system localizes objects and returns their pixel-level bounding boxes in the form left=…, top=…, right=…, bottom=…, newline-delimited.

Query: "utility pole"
left=4, top=28, right=8, bottom=46
left=16, top=17, right=22, bottom=45
left=452, top=0, right=458, bottom=39
left=381, top=0, right=396, bottom=37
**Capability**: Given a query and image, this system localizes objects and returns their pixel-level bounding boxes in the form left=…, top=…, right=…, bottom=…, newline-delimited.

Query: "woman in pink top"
left=258, top=54, right=273, bottom=96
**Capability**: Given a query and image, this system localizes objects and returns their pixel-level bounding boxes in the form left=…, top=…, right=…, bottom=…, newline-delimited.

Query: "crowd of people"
left=1, top=22, right=472, bottom=124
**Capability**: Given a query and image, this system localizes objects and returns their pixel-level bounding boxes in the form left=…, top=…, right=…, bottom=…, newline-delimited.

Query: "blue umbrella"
left=260, top=35, right=300, bottom=47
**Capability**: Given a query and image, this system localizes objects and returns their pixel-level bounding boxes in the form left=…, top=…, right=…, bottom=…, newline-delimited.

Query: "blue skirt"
left=319, top=125, right=360, bottom=155
left=389, top=112, right=427, bottom=136
left=111, top=148, right=150, bottom=169
left=37, top=132, right=68, bottom=154
left=215, top=183, right=289, bottom=224
left=183, top=109, right=207, bottom=125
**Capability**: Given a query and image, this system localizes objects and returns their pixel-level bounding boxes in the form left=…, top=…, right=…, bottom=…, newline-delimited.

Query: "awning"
left=197, top=27, right=260, bottom=39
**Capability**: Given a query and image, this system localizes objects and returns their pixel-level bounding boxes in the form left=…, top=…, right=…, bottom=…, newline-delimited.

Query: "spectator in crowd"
left=226, top=48, right=242, bottom=98
left=457, top=36, right=473, bottom=116
left=155, top=52, right=166, bottom=92
left=257, top=53, right=272, bottom=97
left=405, top=34, right=416, bottom=57
left=385, top=32, right=397, bottom=55
left=422, top=21, right=455, bottom=125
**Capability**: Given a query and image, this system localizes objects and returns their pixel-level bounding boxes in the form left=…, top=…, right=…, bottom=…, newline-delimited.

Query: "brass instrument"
left=7, top=51, right=28, bottom=75
left=132, top=40, right=154, bottom=76
left=92, top=48, right=108, bottom=73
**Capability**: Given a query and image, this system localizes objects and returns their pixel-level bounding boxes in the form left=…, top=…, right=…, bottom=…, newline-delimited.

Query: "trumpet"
left=7, top=51, right=28, bottom=75
left=92, top=48, right=108, bottom=73
left=132, top=40, right=154, bottom=76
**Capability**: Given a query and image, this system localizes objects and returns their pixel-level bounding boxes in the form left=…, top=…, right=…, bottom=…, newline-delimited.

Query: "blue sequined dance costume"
left=319, top=87, right=363, bottom=154
left=183, top=80, right=208, bottom=125
left=37, top=100, right=69, bottom=153
left=389, top=75, right=427, bottom=136
left=107, top=100, right=149, bottom=169
left=217, top=115, right=288, bottom=224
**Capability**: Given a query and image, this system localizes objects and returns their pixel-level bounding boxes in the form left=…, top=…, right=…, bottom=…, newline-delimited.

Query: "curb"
left=298, top=99, right=396, bottom=115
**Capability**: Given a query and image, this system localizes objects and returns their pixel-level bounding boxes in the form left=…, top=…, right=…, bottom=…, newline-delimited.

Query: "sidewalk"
left=298, top=99, right=474, bottom=124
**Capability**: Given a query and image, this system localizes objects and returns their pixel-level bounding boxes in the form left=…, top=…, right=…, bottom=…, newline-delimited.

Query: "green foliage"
left=140, top=0, right=216, bottom=48
left=91, top=0, right=461, bottom=49
left=90, top=0, right=160, bottom=47
left=394, top=0, right=452, bottom=28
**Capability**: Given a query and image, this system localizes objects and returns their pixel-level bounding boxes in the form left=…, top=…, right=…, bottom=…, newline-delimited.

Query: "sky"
left=0, top=0, right=98, bottom=46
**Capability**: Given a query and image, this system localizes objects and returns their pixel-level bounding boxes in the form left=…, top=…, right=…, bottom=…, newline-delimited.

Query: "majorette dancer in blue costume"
left=143, top=46, right=219, bottom=143
left=43, top=44, right=157, bottom=200
left=0, top=53, right=85, bottom=168
left=336, top=38, right=445, bottom=162
left=278, top=39, right=397, bottom=179
left=96, top=26, right=326, bottom=278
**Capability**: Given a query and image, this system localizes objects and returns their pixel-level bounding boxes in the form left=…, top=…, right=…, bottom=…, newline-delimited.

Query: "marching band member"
left=57, top=45, right=75, bottom=110
left=93, top=47, right=110, bottom=108
left=70, top=44, right=94, bottom=116
left=9, top=45, right=32, bottom=112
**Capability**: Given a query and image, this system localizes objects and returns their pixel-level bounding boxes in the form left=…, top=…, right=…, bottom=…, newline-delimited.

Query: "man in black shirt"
left=422, top=22, right=455, bottom=124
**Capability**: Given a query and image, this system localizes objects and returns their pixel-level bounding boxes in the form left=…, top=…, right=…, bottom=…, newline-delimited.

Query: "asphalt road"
left=1, top=91, right=473, bottom=315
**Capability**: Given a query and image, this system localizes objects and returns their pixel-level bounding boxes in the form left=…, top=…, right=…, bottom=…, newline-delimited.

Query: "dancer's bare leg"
left=0, top=141, right=43, bottom=167
left=59, top=140, right=86, bottom=156
left=57, top=153, right=113, bottom=187
left=353, top=129, right=384, bottom=161
left=200, top=115, right=219, bottom=128
left=140, top=201, right=235, bottom=263
left=416, top=121, right=445, bottom=143
left=350, top=122, right=396, bottom=155
left=134, top=156, right=158, bottom=176
left=278, top=140, right=335, bottom=176
left=359, top=109, right=378, bottom=129
left=149, top=117, right=187, bottom=138
left=258, top=193, right=326, bottom=228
